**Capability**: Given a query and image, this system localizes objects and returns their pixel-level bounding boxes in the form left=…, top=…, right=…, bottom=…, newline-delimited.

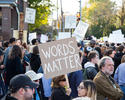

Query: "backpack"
left=82, top=68, right=88, bottom=80
left=82, top=67, right=97, bottom=80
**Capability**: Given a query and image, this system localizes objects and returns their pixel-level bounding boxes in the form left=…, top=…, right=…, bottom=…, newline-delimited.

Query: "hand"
left=66, top=88, right=71, bottom=96
left=0, top=65, right=5, bottom=69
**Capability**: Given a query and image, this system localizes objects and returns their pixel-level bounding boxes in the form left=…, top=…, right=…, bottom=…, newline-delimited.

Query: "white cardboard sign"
left=38, top=37, right=82, bottom=79
left=25, top=7, right=36, bottom=24
left=58, top=32, right=71, bottom=40
left=65, top=16, right=77, bottom=29
left=73, top=21, right=89, bottom=41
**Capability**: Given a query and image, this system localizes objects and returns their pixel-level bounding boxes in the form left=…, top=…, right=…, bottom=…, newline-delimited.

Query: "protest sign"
left=38, top=37, right=82, bottom=79
left=73, top=21, right=89, bottom=41
left=28, top=32, right=37, bottom=44
left=65, top=16, right=77, bottom=29
left=40, top=34, right=48, bottom=43
left=108, top=29, right=124, bottom=43
left=58, top=32, right=71, bottom=40
left=13, top=30, right=19, bottom=39
left=25, top=7, right=36, bottom=24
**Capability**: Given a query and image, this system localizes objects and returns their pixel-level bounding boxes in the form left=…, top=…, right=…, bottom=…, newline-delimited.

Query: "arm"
left=94, top=76, right=123, bottom=100
left=114, top=68, right=119, bottom=84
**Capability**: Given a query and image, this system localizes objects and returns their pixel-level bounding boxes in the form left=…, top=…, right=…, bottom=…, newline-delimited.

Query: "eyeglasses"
left=77, top=86, right=85, bottom=90
left=23, top=86, right=34, bottom=91
left=59, top=78, right=66, bottom=82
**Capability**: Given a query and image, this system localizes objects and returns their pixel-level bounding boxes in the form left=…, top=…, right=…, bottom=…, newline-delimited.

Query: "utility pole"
left=79, top=0, right=82, bottom=20
left=57, top=0, right=59, bottom=33
left=60, top=0, right=64, bottom=32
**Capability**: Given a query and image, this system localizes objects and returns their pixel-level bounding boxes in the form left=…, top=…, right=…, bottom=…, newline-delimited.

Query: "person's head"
left=33, top=46, right=39, bottom=55
left=87, top=51, right=99, bottom=64
left=0, top=49, right=4, bottom=63
left=9, top=45, right=22, bottom=59
left=95, top=47, right=101, bottom=58
left=9, top=37, right=16, bottom=45
left=3, top=41, right=9, bottom=49
left=31, top=39, right=38, bottom=45
left=90, top=40, right=96, bottom=48
left=84, top=46, right=92, bottom=56
left=121, top=55, right=125, bottom=63
left=51, top=75, right=67, bottom=88
left=25, top=70, right=43, bottom=85
left=9, top=74, right=38, bottom=100
left=22, top=43, right=28, bottom=50
left=98, top=56, right=114, bottom=76
left=104, top=49, right=115, bottom=58
left=16, top=39, right=22, bottom=46
left=101, top=45, right=107, bottom=56
left=116, top=45, right=124, bottom=53
left=77, top=80, right=96, bottom=100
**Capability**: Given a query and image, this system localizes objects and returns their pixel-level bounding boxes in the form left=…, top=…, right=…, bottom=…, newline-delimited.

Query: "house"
left=0, top=0, right=28, bottom=41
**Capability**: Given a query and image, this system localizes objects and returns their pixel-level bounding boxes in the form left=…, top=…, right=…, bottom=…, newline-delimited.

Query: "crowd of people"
left=0, top=37, right=125, bottom=100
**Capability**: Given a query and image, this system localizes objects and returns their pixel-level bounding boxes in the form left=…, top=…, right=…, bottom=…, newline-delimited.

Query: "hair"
left=51, top=75, right=65, bottom=88
left=121, top=55, right=125, bottom=63
left=104, top=49, right=113, bottom=56
left=116, top=45, right=124, bottom=52
left=22, top=42, right=27, bottom=49
left=87, top=51, right=98, bottom=61
left=82, top=80, right=97, bottom=100
left=3, top=41, right=9, bottom=48
left=101, top=45, right=107, bottom=56
left=8, top=45, right=22, bottom=60
left=98, top=56, right=113, bottom=70
left=33, top=46, right=39, bottom=55
left=9, top=37, right=16, bottom=44
left=32, top=39, right=38, bottom=45
left=95, top=47, right=101, bottom=59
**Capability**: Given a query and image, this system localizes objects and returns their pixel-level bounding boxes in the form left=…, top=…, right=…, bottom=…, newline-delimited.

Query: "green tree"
left=82, top=0, right=116, bottom=38
left=28, top=0, right=53, bottom=32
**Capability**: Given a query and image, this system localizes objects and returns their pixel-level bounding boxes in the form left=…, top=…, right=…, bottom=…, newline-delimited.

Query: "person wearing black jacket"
left=30, top=46, right=41, bottom=73
left=51, top=75, right=71, bottom=100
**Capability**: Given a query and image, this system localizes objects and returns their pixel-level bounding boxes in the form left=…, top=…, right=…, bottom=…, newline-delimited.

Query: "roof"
left=0, top=0, right=16, bottom=4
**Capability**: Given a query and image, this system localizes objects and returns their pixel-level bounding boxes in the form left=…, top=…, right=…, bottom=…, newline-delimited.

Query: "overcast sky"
left=50, top=0, right=122, bottom=19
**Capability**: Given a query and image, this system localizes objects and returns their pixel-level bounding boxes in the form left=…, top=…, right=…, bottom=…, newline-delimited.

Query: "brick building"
left=0, top=0, right=28, bottom=41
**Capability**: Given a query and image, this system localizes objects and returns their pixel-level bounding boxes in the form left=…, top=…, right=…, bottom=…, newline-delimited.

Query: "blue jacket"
left=68, top=70, right=83, bottom=98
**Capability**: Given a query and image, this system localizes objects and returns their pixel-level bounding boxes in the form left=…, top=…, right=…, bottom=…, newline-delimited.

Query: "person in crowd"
left=81, top=46, right=92, bottom=68
left=73, top=80, right=97, bottom=100
left=101, top=45, right=107, bottom=57
left=5, top=45, right=24, bottom=87
left=84, top=51, right=99, bottom=80
left=16, top=39, right=22, bottom=47
left=3, top=41, right=9, bottom=51
left=93, top=56, right=123, bottom=100
left=104, top=49, right=116, bottom=76
left=68, top=70, right=83, bottom=98
left=95, top=46, right=102, bottom=59
left=3, top=37, right=16, bottom=66
left=89, top=40, right=96, bottom=49
left=25, top=70, right=43, bottom=100
left=51, top=75, right=71, bottom=100
left=104, top=49, right=115, bottom=59
left=29, top=39, right=39, bottom=53
left=30, top=46, right=41, bottom=73
left=37, top=67, right=52, bottom=100
left=4, top=74, right=38, bottom=100
left=114, top=55, right=125, bottom=100
left=0, top=49, right=6, bottom=99
left=114, top=45, right=125, bottom=67
left=22, top=42, right=29, bottom=55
